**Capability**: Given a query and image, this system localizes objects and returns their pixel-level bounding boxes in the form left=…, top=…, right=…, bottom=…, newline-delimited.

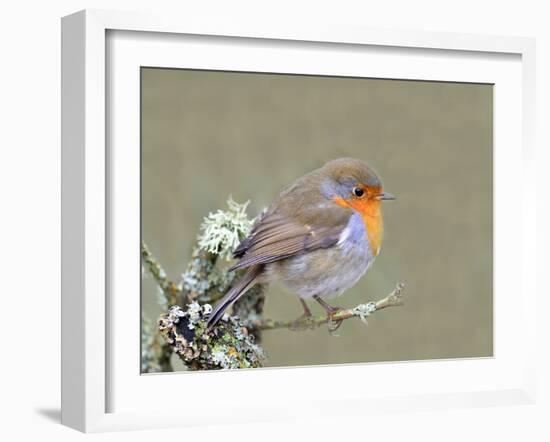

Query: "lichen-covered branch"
left=141, top=241, right=181, bottom=306
left=179, top=247, right=231, bottom=304
left=247, top=283, right=405, bottom=331
left=158, top=303, right=265, bottom=370
left=143, top=198, right=268, bottom=370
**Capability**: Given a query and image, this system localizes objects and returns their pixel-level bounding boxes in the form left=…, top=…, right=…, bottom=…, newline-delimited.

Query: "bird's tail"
left=206, top=266, right=261, bottom=329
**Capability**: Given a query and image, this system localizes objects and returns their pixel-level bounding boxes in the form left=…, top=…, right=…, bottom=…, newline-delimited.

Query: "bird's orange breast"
left=333, top=196, right=383, bottom=255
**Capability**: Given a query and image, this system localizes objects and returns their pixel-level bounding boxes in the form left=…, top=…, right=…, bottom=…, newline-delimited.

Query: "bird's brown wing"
left=229, top=206, right=351, bottom=271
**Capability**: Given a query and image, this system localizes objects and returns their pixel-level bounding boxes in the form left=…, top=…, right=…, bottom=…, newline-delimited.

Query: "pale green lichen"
left=352, top=302, right=377, bottom=324
left=180, top=249, right=236, bottom=299
left=196, top=197, right=254, bottom=261
left=158, top=302, right=265, bottom=370
left=179, top=196, right=255, bottom=299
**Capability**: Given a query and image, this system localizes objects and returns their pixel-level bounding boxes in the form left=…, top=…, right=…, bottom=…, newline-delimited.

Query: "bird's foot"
left=313, top=295, right=345, bottom=333
left=326, top=308, right=345, bottom=333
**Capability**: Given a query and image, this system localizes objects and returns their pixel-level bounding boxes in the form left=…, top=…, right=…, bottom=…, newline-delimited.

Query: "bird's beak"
left=376, top=192, right=396, bottom=201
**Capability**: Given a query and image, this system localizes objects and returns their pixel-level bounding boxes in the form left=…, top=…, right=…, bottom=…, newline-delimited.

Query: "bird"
left=206, top=157, right=395, bottom=331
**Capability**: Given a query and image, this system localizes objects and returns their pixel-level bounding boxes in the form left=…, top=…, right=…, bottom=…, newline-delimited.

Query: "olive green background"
left=141, top=68, right=493, bottom=370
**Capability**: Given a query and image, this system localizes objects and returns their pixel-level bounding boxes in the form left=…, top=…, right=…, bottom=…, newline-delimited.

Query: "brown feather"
left=229, top=166, right=352, bottom=272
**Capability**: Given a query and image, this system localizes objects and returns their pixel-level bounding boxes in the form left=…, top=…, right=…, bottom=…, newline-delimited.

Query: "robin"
left=207, top=157, right=395, bottom=331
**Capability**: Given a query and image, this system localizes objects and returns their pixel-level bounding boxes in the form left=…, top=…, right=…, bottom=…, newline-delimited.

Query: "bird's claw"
left=326, top=308, right=345, bottom=333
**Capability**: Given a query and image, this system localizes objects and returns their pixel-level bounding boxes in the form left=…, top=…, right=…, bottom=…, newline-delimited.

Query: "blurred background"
left=141, top=67, right=493, bottom=369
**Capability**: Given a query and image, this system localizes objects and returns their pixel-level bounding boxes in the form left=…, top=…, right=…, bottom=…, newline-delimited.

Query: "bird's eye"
left=353, top=187, right=365, bottom=198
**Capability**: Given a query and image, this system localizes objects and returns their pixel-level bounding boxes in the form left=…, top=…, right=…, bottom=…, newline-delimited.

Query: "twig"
left=247, top=283, right=405, bottom=331
left=141, top=241, right=181, bottom=306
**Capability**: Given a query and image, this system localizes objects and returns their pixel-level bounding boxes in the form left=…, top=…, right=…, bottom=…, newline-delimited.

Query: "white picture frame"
left=61, top=9, right=537, bottom=433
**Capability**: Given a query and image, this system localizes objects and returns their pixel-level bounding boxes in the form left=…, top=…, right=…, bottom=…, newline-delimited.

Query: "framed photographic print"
left=61, top=9, right=537, bottom=432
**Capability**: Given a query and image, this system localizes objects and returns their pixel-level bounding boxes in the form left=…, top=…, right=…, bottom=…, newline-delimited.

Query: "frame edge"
left=60, top=7, right=538, bottom=432
left=61, top=9, right=87, bottom=432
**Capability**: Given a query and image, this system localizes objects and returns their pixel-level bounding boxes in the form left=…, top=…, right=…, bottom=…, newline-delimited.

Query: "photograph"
left=140, top=67, right=493, bottom=372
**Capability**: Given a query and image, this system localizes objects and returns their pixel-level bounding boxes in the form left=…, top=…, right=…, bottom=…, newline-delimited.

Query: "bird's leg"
left=299, top=298, right=312, bottom=317
left=313, top=295, right=344, bottom=332
left=289, top=298, right=314, bottom=331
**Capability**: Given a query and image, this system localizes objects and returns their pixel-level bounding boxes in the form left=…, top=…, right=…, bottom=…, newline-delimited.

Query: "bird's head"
left=320, top=157, right=395, bottom=214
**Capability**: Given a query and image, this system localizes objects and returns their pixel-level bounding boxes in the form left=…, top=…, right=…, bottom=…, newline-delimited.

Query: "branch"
left=158, top=303, right=265, bottom=370
left=141, top=241, right=181, bottom=306
left=247, top=283, right=405, bottom=331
